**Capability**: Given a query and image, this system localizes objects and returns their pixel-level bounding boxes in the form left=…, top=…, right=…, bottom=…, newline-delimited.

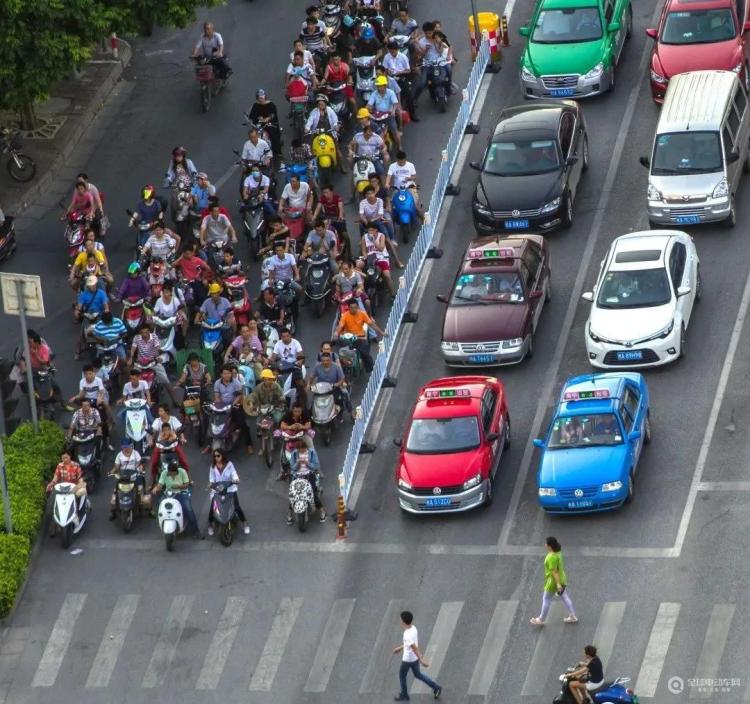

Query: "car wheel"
left=545, top=275, right=552, bottom=302
left=526, top=334, right=534, bottom=359
left=561, top=191, right=574, bottom=228
left=625, top=4, right=633, bottom=38
left=679, top=324, right=686, bottom=359
left=504, top=414, right=511, bottom=449
left=644, top=411, right=652, bottom=445
left=695, top=266, right=702, bottom=302
left=625, top=470, right=634, bottom=503
left=483, top=477, right=494, bottom=507
left=581, top=135, right=589, bottom=171
left=722, top=197, right=736, bottom=228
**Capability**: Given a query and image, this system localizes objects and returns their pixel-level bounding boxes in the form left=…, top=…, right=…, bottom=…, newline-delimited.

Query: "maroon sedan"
left=437, top=235, right=551, bottom=367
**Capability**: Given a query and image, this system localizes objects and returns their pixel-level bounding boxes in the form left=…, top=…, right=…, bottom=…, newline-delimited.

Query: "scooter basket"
left=195, top=65, right=214, bottom=82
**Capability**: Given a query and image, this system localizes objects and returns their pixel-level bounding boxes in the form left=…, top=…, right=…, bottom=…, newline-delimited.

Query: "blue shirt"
left=200, top=296, right=232, bottom=321
left=77, top=288, right=108, bottom=314
left=190, top=183, right=215, bottom=210
left=368, top=88, right=399, bottom=114
left=93, top=317, right=127, bottom=341
left=135, top=199, right=162, bottom=224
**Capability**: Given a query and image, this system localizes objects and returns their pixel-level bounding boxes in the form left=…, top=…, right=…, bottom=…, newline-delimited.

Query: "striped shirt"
left=71, top=408, right=101, bottom=433
left=131, top=333, right=160, bottom=363
left=93, top=317, right=126, bottom=342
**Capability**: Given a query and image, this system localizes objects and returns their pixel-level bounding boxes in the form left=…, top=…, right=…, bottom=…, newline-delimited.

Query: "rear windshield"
left=652, top=131, right=723, bottom=175
left=406, top=417, right=481, bottom=453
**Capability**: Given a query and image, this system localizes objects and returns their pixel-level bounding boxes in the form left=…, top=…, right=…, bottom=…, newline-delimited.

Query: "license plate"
left=550, top=88, right=575, bottom=97
left=504, top=219, right=529, bottom=229
left=567, top=500, right=593, bottom=509
left=616, top=350, right=643, bottom=361
left=469, top=354, right=496, bottom=364
left=425, top=497, right=452, bottom=507
left=675, top=215, right=701, bottom=224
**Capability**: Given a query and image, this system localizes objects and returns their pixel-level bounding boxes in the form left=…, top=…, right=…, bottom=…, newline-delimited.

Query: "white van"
left=641, top=70, right=749, bottom=228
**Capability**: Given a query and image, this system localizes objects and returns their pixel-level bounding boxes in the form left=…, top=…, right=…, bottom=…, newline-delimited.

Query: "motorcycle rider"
left=566, top=645, right=605, bottom=704
left=199, top=199, right=238, bottom=268
left=334, top=259, right=371, bottom=312
left=46, top=451, right=88, bottom=517
left=69, top=237, right=111, bottom=293
left=208, top=449, right=250, bottom=535
left=354, top=21, right=382, bottom=58
left=174, top=243, right=210, bottom=308
left=313, top=184, right=351, bottom=261
left=216, top=246, right=244, bottom=280
left=412, top=22, right=444, bottom=114
left=266, top=242, right=303, bottom=298
left=142, top=222, right=180, bottom=261
left=108, top=438, right=147, bottom=519
left=271, top=328, right=304, bottom=375
left=212, top=365, right=254, bottom=454
left=164, top=146, right=198, bottom=187
left=67, top=397, right=104, bottom=454
left=190, top=172, right=216, bottom=213
left=151, top=283, right=188, bottom=346
left=260, top=217, right=291, bottom=257
left=129, top=184, right=164, bottom=229
left=92, top=311, right=128, bottom=364
left=245, top=368, right=286, bottom=429
left=198, top=282, right=237, bottom=340
left=368, top=75, right=401, bottom=150
left=127, top=323, right=179, bottom=407
left=74, top=274, right=109, bottom=323
left=291, top=37, right=316, bottom=73
left=286, top=50, right=318, bottom=92
left=117, top=262, right=151, bottom=302
left=151, top=459, right=202, bottom=538
left=70, top=364, right=113, bottom=447
left=192, top=21, right=232, bottom=80
left=334, top=296, right=387, bottom=372
left=151, top=403, right=189, bottom=480
left=178, top=352, right=213, bottom=396
left=18, top=331, right=73, bottom=412
left=322, top=53, right=358, bottom=118
left=280, top=402, right=314, bottom=450
left=390, top=7, right=419, bottom=37
left=225, top=322, right=264, bottom=366
left=241, top=126, right=273, bottom=170
left=255, top=286, right=287, bottom=330
left=117, top=367, right=154, bottom=424
left=348, top=120, right=389, bottom=193
left=241, top=164, right=277, bottom=220
left=287, top=437, right=326, bottom=524
left=300, top=14, right=333, bottom=70
left=247, top=89, right=281, bottom=157
left=61, top=179, right=96, bottom=223
left=305, top=95, right=347, bottom=174
left=302, top=218, right=339, bottom=273
left=74, top=173, right=105, bottom=224
left=308, top=350, right=352, bottom=416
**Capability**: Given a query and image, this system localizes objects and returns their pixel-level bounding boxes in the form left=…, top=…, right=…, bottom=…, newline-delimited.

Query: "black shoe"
left=108, top=512, right=117, bottom=521
left=434, top=686, right=442, bottom=699
left=411, top=114, right=421, bottom=122
left=394, top=696, right=410, bottom=701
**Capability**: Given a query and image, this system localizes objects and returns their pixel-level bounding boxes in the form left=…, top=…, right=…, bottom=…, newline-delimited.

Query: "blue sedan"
left=534, top=372, right=651, bottom=513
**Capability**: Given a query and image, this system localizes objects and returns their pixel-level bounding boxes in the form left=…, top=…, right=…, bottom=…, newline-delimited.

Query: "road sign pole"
left=16, top=279, right=38, bottom=431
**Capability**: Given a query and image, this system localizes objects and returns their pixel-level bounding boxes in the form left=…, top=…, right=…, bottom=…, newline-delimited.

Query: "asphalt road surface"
left=1, top=0, right=749, bottom=702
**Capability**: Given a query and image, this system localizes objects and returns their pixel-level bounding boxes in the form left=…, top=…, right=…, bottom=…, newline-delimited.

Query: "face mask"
left=251, top=170, right=260, bottom=177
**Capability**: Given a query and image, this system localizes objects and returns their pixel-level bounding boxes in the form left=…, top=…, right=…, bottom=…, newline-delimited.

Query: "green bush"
left=0, top=421, right=66, bottom=617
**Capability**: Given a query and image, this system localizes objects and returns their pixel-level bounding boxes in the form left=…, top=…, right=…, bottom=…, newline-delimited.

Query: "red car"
left=394, top=376, right=510, bottom=514
left=647, top=0, right=750, bottom=102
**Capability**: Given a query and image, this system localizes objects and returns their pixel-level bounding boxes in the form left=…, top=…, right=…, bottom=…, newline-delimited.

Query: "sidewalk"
left=0, top=40, right=133, bottom=216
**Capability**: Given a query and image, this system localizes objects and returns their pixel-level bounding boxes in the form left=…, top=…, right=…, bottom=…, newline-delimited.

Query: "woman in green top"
left=530, top=536, right=577, bottom=625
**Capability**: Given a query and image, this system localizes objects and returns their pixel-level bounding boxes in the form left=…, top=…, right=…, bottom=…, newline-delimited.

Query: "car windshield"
left=661, top=9, right=736, bottom=44
left=406, top=417, right=481, bottom=454
left=548, top=413, right=623, bottom=448
left=484, top=139, right=560, bottom=176
left=451, top=272, right=526, bottom=304
left=596, top=268, right=671, bottom=308
left=651, top=131, right=723, bottom=175
left=532, top=7, right=603, bottom=43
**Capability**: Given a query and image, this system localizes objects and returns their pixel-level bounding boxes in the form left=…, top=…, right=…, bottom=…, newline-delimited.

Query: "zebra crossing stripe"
left=141, top=595, right=195, bottom=689
left=412, top=602, right=463, bottom=694
left=195, top=596, right=247, bottom=691
left=690, top=604, right=734, bottom=700
left=85, top=594, right=140, bottom=688
left=592, top=602, right=626, bottom=675
left=467, top=600, right=518, bottom=696
left=521, top=603, right=567, bottom=696
left=249, top=597, right=303, bottom=691
left=304, top=598, right=356, bottom=693
left=359, top=599, right=407, bottom=694
left=636, top=602, right=680, bottom=698
left=31, top=593, right=87, bottom=687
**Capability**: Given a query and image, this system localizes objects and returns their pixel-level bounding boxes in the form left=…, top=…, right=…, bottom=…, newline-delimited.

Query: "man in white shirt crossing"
left=392, top=610, right=442, bottom=700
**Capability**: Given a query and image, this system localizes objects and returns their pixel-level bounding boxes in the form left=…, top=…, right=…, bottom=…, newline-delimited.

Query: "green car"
left=518, top=0, right=632, bottom=98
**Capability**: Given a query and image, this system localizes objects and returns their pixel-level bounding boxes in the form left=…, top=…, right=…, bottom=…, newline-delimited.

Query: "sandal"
left=529, top=617, right=545, bottom=626
left=564, top=616, right=578, bottom=624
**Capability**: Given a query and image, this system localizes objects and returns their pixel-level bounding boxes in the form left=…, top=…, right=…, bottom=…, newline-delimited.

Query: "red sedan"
left=647, top=0, right=750, bottom=102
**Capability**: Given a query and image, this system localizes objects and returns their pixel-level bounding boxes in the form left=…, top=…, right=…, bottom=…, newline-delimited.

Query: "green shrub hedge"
left=0, top=420, right=66, bottom=617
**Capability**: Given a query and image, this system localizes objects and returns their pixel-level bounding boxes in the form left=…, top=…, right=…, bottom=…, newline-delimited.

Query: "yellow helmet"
left=356, top=107, right=371, bottom=119
left=374, top=75, right=388, bottom=86
left=260, top=369, right=275, bottom=380
left=208, top=282, right=222, bottom=295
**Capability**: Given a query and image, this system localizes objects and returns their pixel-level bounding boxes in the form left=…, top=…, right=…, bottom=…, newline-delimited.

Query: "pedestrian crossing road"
left=0, top=592, right=746, bottom=702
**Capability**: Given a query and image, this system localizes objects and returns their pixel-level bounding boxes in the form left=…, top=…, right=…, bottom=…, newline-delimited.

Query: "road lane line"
left=360, top=599, right=406, bottom=694
left=498, top=4, right=664, bottom=550
left=697, top=481, right=750, bottom=491
left=31, top=593, right=87, bottom=687
left=85, top=594, right=140, bottom=688
left=521, top=603, right=566, bottom=696
left=592, top=602, right=626, bottom=676
left=195, top=596, right=247, bottom=691
left=304, top=598, right=356, bottom=693
left=141, top=595, right=195, bottom=689
left=690, top=604, right=734, bottom=700
left=249, top=596, right=303, bottom=691
left=468, top=600, right=518, bottom=696
left=635, top=602, right=680, bottom=698
left=673, top=255, right=750, bottom=556
left=411, top=601, right=463, bottom=694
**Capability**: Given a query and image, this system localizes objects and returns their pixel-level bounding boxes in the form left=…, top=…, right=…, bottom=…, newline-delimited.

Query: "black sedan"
left=471, top=101, right=588, bottom=234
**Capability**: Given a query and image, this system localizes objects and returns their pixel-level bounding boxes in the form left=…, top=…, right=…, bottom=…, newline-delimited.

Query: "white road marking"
left=635, top=602, right=680, bottom=698
left=249, top=597, right=303, bottom=691
left=85, top=594, right=140, bottom=688
left=304, top=598, right=356, bottom=693
left=195, top=596, right=247, bottom=690
left=498, top=2, right=665, bottom=550
left=411, top=601, right=463, bottom=694
left=214, top=162, right=239, bottom=192
left=697, top=481, right=750, bottom=491
left=141, top=595, right=195, bottom=689
left=521, top=603, right=566, bottom=696
left=31, top=593, right=87, bottom=687
left=467, top=600, right=518, bottom=696
left=592, top=602, right=626, bottom=675
left=673, top=257, right=750, bottom=556
left=690, top=604, right=735, bottom=700
left=143, top=49, right=175, bottom=57
left=359, top=599, right=406, bottom=694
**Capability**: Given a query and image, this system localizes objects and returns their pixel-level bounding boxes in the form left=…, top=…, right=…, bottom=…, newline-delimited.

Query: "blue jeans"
left=399, top=661, right=439, bottom=698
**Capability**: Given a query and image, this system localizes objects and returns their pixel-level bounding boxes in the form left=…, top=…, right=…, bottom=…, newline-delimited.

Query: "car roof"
left=493, top=104, right=567, bottom=137
left=665, top=0, right=734, bottom=12
left=414, top=376, right=496, bottom=419
left=542, top=0, right=602, bottom=10
left=607, top=230, right=677, bottom=271
left=557, top=372, right=644, bottom=415
left=460, top=235, right=543, bottom=273
left=660, top=71, right=737, bottom=132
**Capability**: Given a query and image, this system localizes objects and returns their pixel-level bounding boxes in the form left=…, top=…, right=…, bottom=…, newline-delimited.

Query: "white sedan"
left=582, top=230, right=701, bottom=368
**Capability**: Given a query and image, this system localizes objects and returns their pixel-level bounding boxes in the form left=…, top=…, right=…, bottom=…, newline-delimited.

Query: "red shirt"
left=175, top=256, right=207, bottom=282
left=319, top=193, right=343, bottom=219
left=325, top=62, right=350, bottom=83
left=30, top=342, right=52, bottom=370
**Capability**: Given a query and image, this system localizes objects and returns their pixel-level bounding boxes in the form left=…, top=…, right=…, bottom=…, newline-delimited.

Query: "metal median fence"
left=338, top=37, right=492, bottom=505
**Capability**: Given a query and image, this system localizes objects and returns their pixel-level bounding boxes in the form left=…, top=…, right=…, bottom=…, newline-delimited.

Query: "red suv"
left=646, top=0, right=750, bottom=102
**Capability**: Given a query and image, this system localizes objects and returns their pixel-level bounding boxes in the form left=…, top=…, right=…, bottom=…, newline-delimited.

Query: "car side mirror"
left=607, top=21, right=621, bottom=32
left=519, top=25, right=530, bottom=36
left=533, top=438, right=545, bottom=449
left=677, top=285, right=692, bottom=297
left=486, top=432, right=499, bottom=443
left=744, top=20, right=750, bottom=32
left=393, top=437, right=403, bottom=447
left=639, top=156, right=650, bottom=168
left=727, top=150, right=740, bottom=164
left=566, top=155, right=579, bottom=166
left=581, top=291, right=594, bottom=302
left=628, top=430, right=642, bottom=442
left=436, top=294, right=449, bottom=303
left=529, top=290, right=543, bottom=300
left=645, top=27, right=658, bottom=39
left=469, top=161, right=482, bottom=171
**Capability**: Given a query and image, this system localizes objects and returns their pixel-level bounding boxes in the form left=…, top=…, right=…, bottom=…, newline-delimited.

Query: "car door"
left=521, top=261, right=543, bottom=332
left=622, top=385, right=644, bottom=465
left=668, top=239, right=691, bottom=326
left=481, top=389, right=501, bottom=476
left=612, top=0, right=629, bottom=60
left=617, top=403, right=637, bottom=478
left=560, top=111, right=583, bottom=199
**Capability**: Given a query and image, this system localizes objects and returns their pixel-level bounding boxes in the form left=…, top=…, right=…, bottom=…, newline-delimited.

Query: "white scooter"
left=157, top=489, right=186, bottom=551
left=260, top=320, right=280, bottom=359
left=152, top=313, right=177, bottom=366
left=124, top=398, right=150, bottom=456
left=289, top=471, right=319, bottom=533
left=311, top=381, right=339, bottom=446
left=52, top=482, right=88, bottom=548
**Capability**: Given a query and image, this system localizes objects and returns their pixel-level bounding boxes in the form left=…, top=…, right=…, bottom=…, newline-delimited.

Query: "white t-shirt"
left=153, top=296, right=183, bottom=319
left=268, top=253, right=297, bottom=282
left=122, top=380, right=149, bottom=400
left=114, top=450, right=142, bottom=473
left=273, top=339, right=303, bottom=366
left=388, top=161, right=417, bottom=189
left=151, top=416, right=183, bottom=435
left=79, top=375, right=106, bottom=401
left=383, top=51, right=411, bottom=76
left=281, top=181, right=311, bottom=209
left=402, top=625, right=419, bottom=663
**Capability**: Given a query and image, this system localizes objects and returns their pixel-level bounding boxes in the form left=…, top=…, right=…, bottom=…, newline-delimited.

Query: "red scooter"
left=223, top=274, right=252, bottom=327
left=64, top=210, right=87, bottom=265
left=282, top=207, right=307, bottom=254
left=122, top=297, right=147, bottom=338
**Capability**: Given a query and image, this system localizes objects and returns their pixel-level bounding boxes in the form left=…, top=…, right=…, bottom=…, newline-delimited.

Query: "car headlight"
left=647, top=182, right=662, bottom=201
left=712, top=178, right=729, bottom=199
left=463, top=472, right=482, bottom=490
left=441, top=341, right=459, bottom=352
left=398, top=477, right=412, bottom=490
left=583, top=62, right=604, bottom=80
left=474, top=202, right=491, bottom=216
left=650, top=69, right=667, bottom=85
left=654, top=319, right=674, bottom=339
left=540, top=197, right=561, bottom=214
left=601, top=480, right=623, bottom=492
left=588, top=324, right=601, bottom=343
left=521, top=65, right=537, bottom=82
left=502, top=338, right=524, bottom=348
left=538, top=487, right=557, bottom=496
